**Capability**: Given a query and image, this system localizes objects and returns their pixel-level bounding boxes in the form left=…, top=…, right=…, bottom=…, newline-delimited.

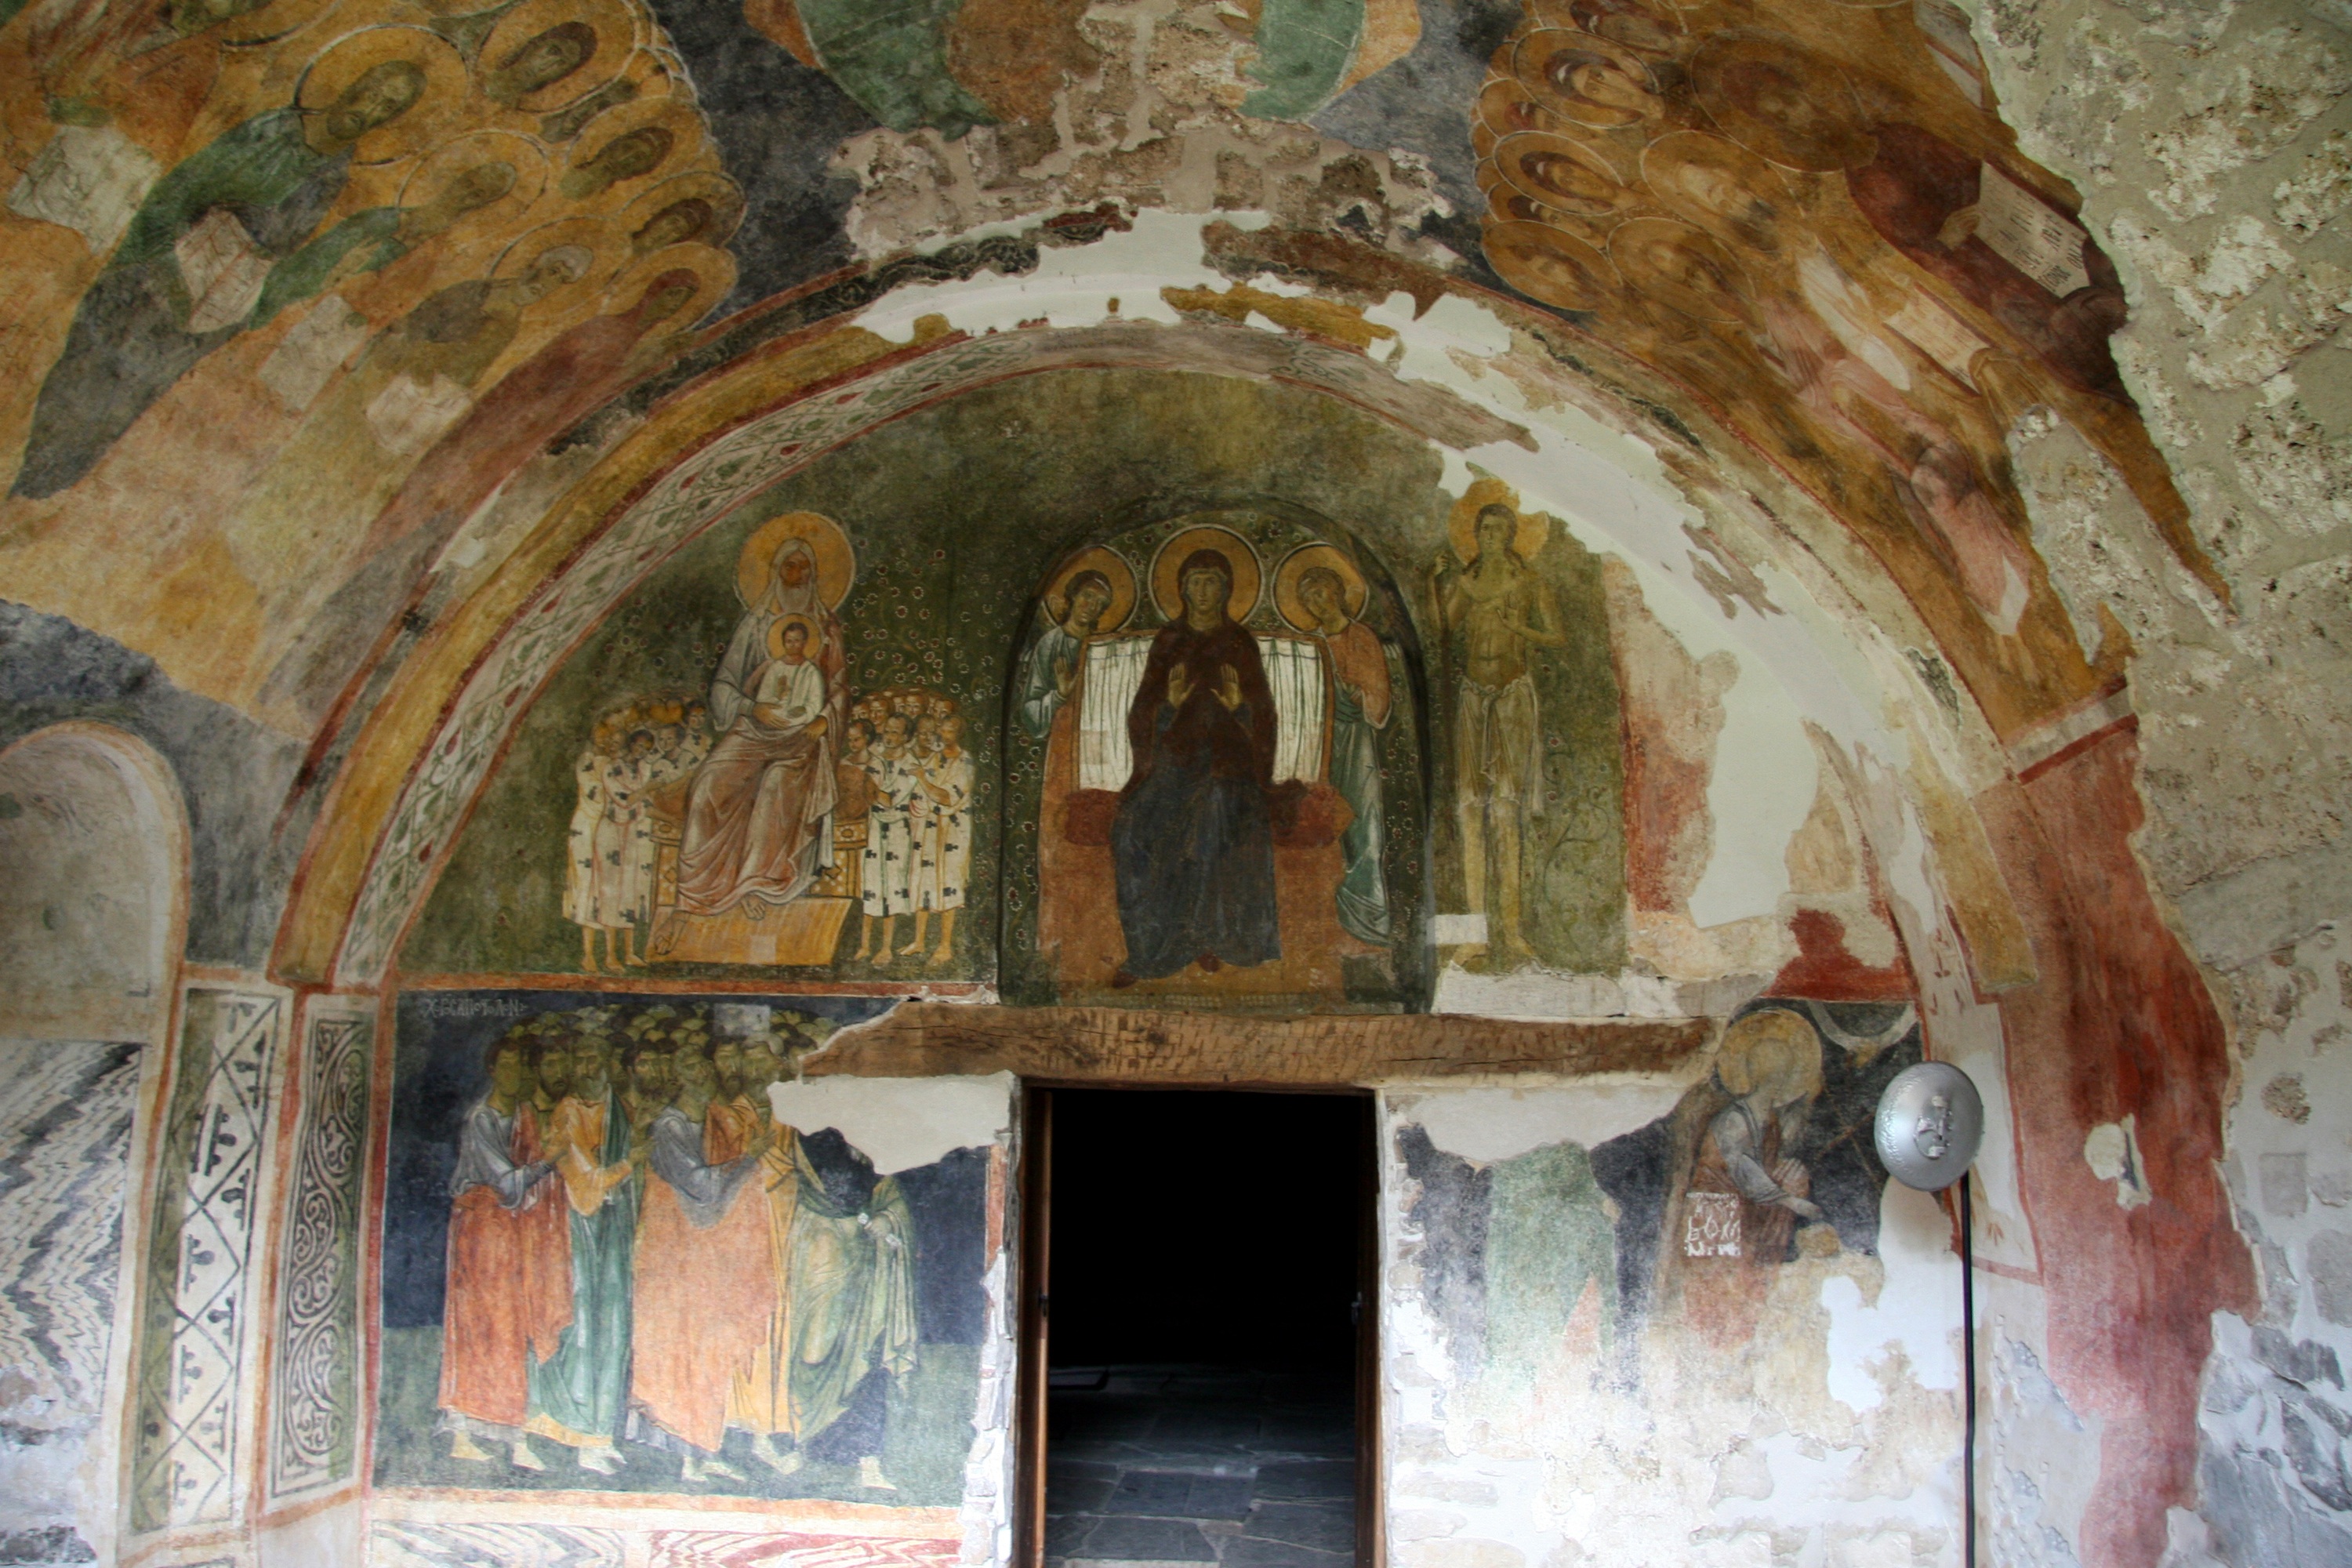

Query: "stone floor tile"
left=1239, top=1501, right=1356, bottom=1552
left=1079, top=1515, right=1219, bottom=1561
left=1253, top=1461, right=1356, bottom=1500
left=1050, top=1475, right=1117, bottom=1513
left=1214, top=1537, right=1352, bottom=1568
left=1105, top=1471, right=1255, bottom=1519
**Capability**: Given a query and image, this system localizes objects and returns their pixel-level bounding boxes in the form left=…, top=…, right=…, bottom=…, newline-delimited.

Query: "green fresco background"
left=405, top=368, right=1625, bottom=986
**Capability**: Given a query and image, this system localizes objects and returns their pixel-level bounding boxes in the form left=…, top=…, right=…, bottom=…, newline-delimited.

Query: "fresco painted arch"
left=397, top=358, right=1615, bottom=999
left=302, top=286, right=2039, bottom=1011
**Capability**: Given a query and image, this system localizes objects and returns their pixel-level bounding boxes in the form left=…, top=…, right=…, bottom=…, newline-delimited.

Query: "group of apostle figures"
left=438, top=1004, right=916, bottom=1488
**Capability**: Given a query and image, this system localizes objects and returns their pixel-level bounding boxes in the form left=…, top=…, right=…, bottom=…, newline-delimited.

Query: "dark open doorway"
left=1018, top=1088, right=1379, bottom=1568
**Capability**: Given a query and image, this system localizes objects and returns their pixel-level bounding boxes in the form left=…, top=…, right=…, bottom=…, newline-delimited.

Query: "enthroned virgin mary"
left=671, top=538, right=848, bottom=917
left=1109, top=547, right=1281, bottom=985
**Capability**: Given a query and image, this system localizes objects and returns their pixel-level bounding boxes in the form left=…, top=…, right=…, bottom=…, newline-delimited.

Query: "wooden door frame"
left=1012, top=1082, right=1385, bottom=1568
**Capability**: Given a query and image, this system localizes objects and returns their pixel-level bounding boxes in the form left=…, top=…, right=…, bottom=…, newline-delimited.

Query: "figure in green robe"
left=778, top=1127, right=916, bottom=1489
left=524, top=1033, right=640, bottom=1472
left=13, top=58, right=427, bottom=498
left=245, top=156, right=519, bottom=328
left=1298, top=564, right=1395, bottom=946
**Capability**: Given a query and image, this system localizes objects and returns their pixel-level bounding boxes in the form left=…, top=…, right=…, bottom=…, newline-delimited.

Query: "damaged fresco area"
left=1382, top=1000, right=1969, bottom=1565
left=377, top=987, right=1012, bottom=1528
left=2176, top=919, right=2352, bottom=1565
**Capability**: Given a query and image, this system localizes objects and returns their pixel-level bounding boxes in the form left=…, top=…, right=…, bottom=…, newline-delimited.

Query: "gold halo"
left=599, top=241, right=735, bottom=329
left=1042, top=544, right=1138, bottom=633
left=1493, top=131, right=1639, bottom=222
left=618, top=170, right=747, bottom=254
left=1715, top=1010, right=1823, bottom=1101
left=1485, top=184, right=1613, bottom=243
left=764, top=614, right=819, bottom=659
left=395, top=129, right=547, bottom=237
left=1483, top=219, right=1618, bottom=313
left=1691, top=30, right=1875, bottom=173
left=296, top=25, right=470, bottom=167
left=480, top=0, right=635, bottom=113
left=736, top=511, right=855, bottom=612
left=1149, top=525, right=1263, bottom=623
left=492, top=214, right=622, bottom=318
left=1512, top=30, right=1661, bottom=131
left=1610, top=216, right=1755, bottom=325
left=1530, top=0, right=1686, bottom=56
left=559, top=95, right=707, bottom=213
left=1639, top=130, right=1792, bottom=256
left=532, top=49, right=678, bottom=144
left=1274, top=543, right=1369, bottom=633
left=1477, top=77, right=1570, bottom=144
left=1447, top=482, right=1551, bottom=564
left=220, top=0, right=343, bottom=47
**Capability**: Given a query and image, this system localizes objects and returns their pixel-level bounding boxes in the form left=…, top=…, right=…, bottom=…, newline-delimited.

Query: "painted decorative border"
left=267, top=1003, right=374, bottom=1499
left=129, top=987, right=285, bottom=1534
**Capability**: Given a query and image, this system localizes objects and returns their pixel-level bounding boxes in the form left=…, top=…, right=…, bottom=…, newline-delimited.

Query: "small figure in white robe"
left=853, top=713, right=920, bottom=961
left=565, top=721, right=628, bottom=973
left=908, top=716, right=974, bottom=965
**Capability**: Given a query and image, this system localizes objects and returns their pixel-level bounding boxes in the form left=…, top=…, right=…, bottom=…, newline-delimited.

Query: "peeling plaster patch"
left=1987, top=1327, right=2094, bottom=1568
left=869, top=209, right=1256, bottom=336
left=1819, top=1182, right=1965, bottom=1411
left=1690, top=659, right=1817, bottom=930
left=765, top=1072, right=1014, bottom=1173
left=1406, top=1084, right=1696, bottom=1164
left=2083, top=1115, right=2153, bottom=1208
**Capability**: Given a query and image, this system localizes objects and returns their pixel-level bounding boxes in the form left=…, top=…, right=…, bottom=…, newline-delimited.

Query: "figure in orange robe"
left=437, top=1033, right=567, bottom=1470
left=628, top=1040, right=775, bottom=1480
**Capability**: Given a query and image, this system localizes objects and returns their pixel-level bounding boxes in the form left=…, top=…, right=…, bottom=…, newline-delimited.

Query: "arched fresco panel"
left=1004, top=503, right=1437, bottom=1010
left=404, top=366, right=1624, bottom=995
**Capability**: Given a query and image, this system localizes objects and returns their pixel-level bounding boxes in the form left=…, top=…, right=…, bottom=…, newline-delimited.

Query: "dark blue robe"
left=1110, top=615, right=1281, bottom=978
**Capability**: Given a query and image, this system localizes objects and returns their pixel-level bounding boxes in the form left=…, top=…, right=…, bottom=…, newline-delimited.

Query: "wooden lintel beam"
left=803, top=1004, right=1710, bottom=1085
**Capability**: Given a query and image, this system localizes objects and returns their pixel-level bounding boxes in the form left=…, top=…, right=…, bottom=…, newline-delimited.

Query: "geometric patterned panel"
left=268, top=1005, right=372, bottom=1501
left=647, top=1534, right=963, bottom=1568
left=369, top=1521, right=626, bottom=1568
left=0, top=1038, right=140, bottom=1542
left=129, top=989, right=285, bottom=1534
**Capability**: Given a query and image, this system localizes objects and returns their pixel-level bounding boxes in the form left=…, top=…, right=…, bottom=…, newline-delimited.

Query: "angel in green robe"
left=13, top=58, right=426, bottom=498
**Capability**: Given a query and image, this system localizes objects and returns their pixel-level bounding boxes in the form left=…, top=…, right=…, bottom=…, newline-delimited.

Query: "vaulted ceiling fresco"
left=0, top=0, right=2216, bottom=752
left=5, top=4, right=2341, bottom=1566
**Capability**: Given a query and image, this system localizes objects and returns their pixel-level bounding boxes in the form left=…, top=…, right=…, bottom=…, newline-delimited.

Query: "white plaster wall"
left=2167, top=919, right=2352, bottom=1564
left=1377, top=1084, right=1968, bottom=1567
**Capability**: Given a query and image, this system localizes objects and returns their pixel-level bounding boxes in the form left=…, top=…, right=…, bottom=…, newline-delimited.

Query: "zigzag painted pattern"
left=369, top=1520, right=626, bottom=1568
left=647, top=1531, right=963, bottom=1568
left=0, top=1037, right=140, bottom=1422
